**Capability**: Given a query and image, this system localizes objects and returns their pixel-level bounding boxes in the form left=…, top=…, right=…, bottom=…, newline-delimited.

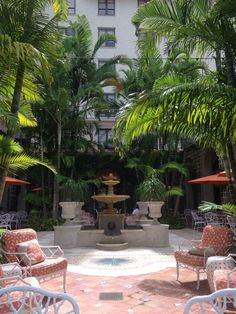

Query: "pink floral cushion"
left=213, top=269, right=236, bottom=290
left=0, top=277, right=40, bottom=313
left=16, top=239, right=45, bottom=266
left=22, top=257, right=68, bottom=278
left=200, top=225, right=233, bottom=255
left=2, top=229, right=37, bottom=263
left=0, top=265, right=5, bottom=287
left=175, top=251, right=205, bottom=267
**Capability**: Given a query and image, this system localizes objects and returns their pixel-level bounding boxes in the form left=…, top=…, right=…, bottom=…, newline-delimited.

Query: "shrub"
left=28, top=209, right=64, bottom=231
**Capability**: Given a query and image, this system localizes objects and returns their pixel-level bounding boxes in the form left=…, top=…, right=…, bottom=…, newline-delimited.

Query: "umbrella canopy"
left=5, top=176, right=30, bottom=186
left=187, top=171, right=232, bottom=185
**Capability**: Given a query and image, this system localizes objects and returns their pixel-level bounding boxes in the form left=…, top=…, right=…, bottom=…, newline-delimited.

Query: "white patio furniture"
left=0, top=285, right=80, bottom=313
left=191, top=211, right=206, bottom=231
left=183, top=288, right=236, bottom=314
left=17, top=210, right=28, bottom=228
left=204, top=212, right=224, bottom=226
left=0, top=213, right=12, bottom=229
left=206, top=255, right=236, bottom=292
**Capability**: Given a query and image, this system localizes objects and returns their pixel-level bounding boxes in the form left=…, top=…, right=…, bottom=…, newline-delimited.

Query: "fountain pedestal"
left=98, top=214, right=125, bottom=232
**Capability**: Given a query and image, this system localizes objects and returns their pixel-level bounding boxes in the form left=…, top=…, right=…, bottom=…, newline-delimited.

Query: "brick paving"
left=41, top=267, right=212, bottom=313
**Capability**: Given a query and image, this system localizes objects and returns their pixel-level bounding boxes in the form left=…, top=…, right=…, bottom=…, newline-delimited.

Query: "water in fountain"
left=92, top=173, right=130, bottom=250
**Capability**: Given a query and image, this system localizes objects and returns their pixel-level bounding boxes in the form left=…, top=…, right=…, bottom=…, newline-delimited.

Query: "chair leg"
left=196, top=268, right=200, bottom=290
left=63, top=270, right=66, bottom=293
left=176, top=261, right=180, bottom=281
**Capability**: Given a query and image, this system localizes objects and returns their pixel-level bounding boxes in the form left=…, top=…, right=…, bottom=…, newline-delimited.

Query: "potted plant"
left=137, top=170, right=184, bottom=224
left=58, top=176, right=100, bottom=224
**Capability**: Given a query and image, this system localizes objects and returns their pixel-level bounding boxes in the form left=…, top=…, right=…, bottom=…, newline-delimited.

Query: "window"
left=98, top=59, right=116, bottom=71
left=68, top=0, right=76, bottom=15
left=98, top=129, right=113, bottom=147
left=99, top=93, right=116, bottom=117
left=138, top=0, right=150, bottom=7
left=98, top=28, right=115, bottom=47
left=98, top=0, right=115, bottom=15
left=58, top=27, right=74, bottom=36
left=104, top=93, right=115, bottom=103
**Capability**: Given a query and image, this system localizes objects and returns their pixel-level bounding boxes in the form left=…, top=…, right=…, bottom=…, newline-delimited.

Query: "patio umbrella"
left=5, top=176, right=30, bottom=186
left=187, top=171, right=231, bottom=185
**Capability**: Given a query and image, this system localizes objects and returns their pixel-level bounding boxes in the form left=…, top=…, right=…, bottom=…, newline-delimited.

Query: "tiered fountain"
left=54, top=173, right=169, bottom=249
left=92, top=173, right=130, bottom=250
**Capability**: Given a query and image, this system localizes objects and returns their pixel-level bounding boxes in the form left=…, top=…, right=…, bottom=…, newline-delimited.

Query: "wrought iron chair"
left=183, top=288, right=236, bottom=314
left=204, top=212, right=224, bottom=226
left=0, top=213, right=12, bottom=229
left=1, top=228, right=68, bottom=292
left=191, top=211, right=206, bottom=231
left=0, top=285, right=80, bottom=313
left=174, top=225, right=234, bottom=289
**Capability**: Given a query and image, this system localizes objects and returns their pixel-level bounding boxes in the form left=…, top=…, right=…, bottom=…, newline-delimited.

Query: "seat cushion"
left=213, top=269, right=236, bottom=290
left=23, top=257, right=67, bottom=278
left=16, top=239, right=45, bottom=266
left=188, top=247, right=215, bottom=257
left=175, top=251, right=205, bottom=267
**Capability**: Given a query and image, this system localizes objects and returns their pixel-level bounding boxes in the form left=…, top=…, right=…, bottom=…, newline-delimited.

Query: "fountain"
left=54, top=172, right=170, bottom=249
left=92, top=173, right=130, bottom=250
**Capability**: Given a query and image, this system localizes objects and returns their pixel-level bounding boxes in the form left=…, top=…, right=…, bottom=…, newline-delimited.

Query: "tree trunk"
left=8, top=61, right=25, bottom=137
left=0, top=62, right=25, bottom=207
left=0, top=169, right=9, bottom=206
left=226, top=142, right=236, bottom=203
left=52, top=109, right=61, bottom=219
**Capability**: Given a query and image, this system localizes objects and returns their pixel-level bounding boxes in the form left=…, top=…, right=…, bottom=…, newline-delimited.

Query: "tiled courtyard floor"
left=38, top=228, right=220, bottom=313
left=41, top=268, right=211, bottom=313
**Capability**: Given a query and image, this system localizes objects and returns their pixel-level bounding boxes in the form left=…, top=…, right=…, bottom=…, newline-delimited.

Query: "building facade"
left=47, top=0, right=150, bottom=149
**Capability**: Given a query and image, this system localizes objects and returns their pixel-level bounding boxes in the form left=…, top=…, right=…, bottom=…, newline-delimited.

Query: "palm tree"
left=0, top=0, right=67, bottom=135
left=33, top=15, right=130, bottom=216
left=116, top=0, right=236, bottom=201
left=0, top=0, right=67, bottom=204
left=0, top=135, right=56, bottom=204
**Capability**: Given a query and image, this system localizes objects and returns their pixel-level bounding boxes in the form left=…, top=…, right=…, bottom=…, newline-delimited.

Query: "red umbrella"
left=5, top=176, right=30, bottom=186
left=187, top=171, right=232, bottom=185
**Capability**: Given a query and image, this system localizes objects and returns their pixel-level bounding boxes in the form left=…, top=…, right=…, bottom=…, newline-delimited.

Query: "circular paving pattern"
left=67, top=248, right=176, bottom=276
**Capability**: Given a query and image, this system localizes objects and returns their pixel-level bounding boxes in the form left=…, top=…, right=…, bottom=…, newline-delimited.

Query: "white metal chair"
left=17, top=210, right=28, bottom=228
left=1, top=229, right=68, bottom=292
left=191, top=211, right=206, bottom=231
left=0, top=285, right=80, bottom=313
left=0, top=213, right=12, bottom=229
left=183, top=288, right=236, bottom=314
left=204, top=212, right=224, bottom=226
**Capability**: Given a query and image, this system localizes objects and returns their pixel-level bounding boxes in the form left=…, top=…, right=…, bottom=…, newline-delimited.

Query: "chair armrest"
left=191, top=240, right=201, bottom=245
left=227, top=267, right=236, bottom=287
left=177, top=239, right=194, bottom=250
left=0, top=249, right=32, bottom=268
left=0, top=275, right=31, bottom=286
left=39, top=245, right=64, bottom=258
left=1, top=262, right=23, bottom=278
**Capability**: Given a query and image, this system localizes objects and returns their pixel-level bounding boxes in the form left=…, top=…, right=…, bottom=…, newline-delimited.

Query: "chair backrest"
left=183, top=288, right=236, bottom=314
left=191, top=211, right=204, bottom=221
left=2, top=228, right=37, bottom=262
left=227, top=215, right=236, bottom=228
left=0, top=285, right=80, bottom=313
left=200, top=225, right=233, bottom=255
left=204, top=212, right=219, bottom=223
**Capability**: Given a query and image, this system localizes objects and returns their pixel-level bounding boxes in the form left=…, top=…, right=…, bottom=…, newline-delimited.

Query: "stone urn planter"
left=148, top=201, right=164, bottom=225
left=59, top=202, right=78, bottom=225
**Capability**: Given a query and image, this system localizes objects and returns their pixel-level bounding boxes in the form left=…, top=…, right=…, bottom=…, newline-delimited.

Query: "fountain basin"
left=92, top=195, right=130, bottom=203
left=54, top=224, right=169, bottom=249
